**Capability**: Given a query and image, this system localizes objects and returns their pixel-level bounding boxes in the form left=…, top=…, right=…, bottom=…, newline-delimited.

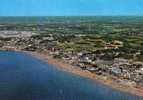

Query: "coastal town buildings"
left=0, top=31, right=143, bottom=90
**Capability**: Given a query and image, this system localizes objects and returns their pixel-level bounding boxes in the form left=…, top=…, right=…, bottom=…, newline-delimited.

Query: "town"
left=0, top=16, right=143, bottom=91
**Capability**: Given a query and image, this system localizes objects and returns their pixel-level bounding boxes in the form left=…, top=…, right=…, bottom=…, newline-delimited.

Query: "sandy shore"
left=22, top=51, right=143, bottom=97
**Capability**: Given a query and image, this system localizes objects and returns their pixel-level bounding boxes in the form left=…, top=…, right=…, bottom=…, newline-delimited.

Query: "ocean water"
left=0, top=51, right=142, bottom=100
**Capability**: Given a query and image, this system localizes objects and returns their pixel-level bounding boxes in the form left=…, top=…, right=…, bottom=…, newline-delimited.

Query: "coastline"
left=22, top=51, right=143, bottom=97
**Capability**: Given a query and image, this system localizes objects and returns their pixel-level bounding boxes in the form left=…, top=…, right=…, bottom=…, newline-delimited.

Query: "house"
left=112, top=67, right=122, bottom=74
left=114, top=58, right=131, bottom=65
left=87, top=65, right=96, bottom=71
left=140, top=68, right=143, bottom=74
left=95, top=59, right=113, bottom=66
left=42, top=37, right=54, bottom=41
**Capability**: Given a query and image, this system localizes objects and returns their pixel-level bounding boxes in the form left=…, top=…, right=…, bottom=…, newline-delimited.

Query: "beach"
left=22, top=51, right=143, bottom=97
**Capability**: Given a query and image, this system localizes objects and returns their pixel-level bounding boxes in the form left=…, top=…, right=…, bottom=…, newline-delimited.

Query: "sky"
left=0, top=0, right=143, bottom=16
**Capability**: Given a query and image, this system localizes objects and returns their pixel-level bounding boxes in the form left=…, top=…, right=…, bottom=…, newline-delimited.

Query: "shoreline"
left=22, top=51, right=143, bottom=97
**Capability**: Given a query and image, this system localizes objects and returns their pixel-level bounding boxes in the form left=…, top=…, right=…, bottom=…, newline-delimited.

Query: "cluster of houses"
left=0, top=31, right=37, bottom=38
left=50, top=48, right=143, bottom=87
left=1, top=33, right=143, bottom=88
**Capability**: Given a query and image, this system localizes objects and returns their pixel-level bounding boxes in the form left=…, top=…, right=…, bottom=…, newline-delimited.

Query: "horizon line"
left=0, top=15, right=143, bottom=17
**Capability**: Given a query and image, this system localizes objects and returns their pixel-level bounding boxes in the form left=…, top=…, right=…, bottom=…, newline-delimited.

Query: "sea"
left=0, top=51, right=142, bottom=100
